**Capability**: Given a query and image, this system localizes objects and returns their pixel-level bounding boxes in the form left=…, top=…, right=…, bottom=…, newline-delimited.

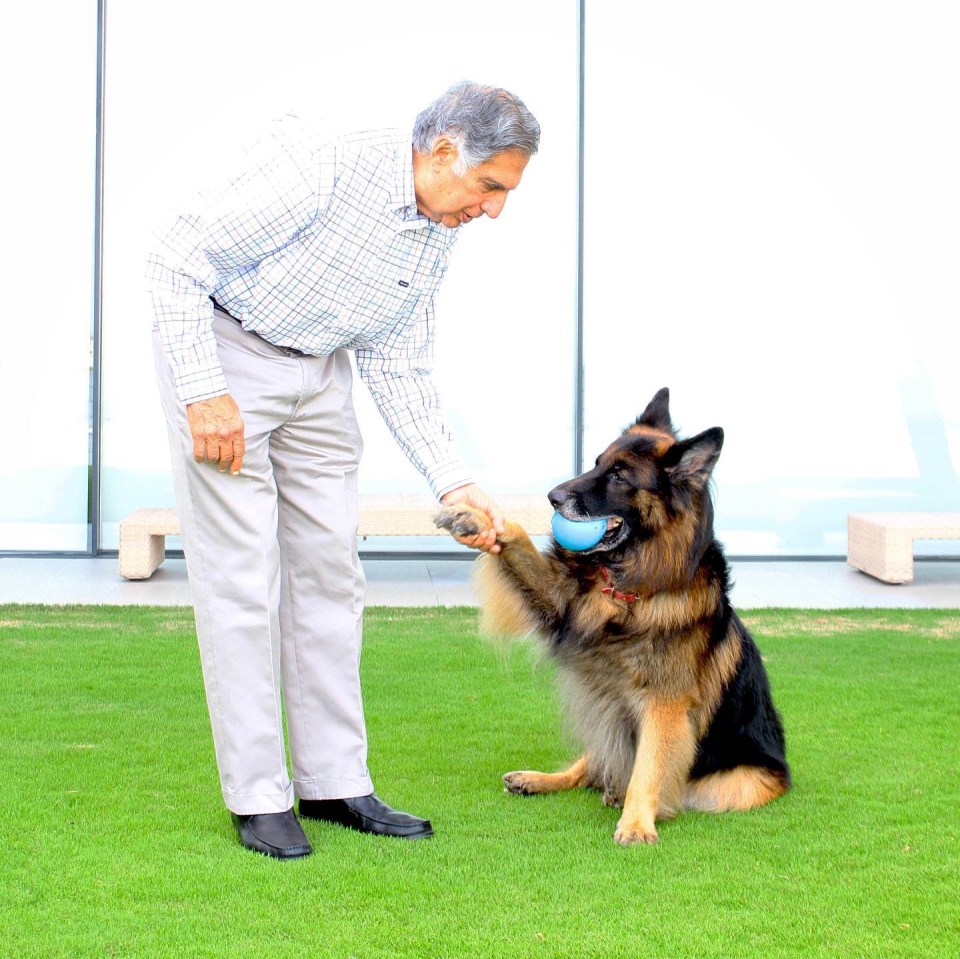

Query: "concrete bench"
left=118, top=494, right=554, bottom=580
left=847, top=511, right=960, bottom=584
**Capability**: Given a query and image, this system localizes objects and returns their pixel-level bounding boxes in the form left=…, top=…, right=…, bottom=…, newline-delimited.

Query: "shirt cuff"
left=173, top=364, right=231, bottom=405
left=426, top=461, right=475, bottom=501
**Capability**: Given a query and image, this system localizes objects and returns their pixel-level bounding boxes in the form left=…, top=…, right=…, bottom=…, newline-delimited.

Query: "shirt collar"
left=387, top=130, right=433, bottom=231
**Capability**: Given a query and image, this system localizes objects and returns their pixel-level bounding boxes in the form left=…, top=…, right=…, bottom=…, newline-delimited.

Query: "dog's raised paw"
left=434, top=506, right=487, bottom=538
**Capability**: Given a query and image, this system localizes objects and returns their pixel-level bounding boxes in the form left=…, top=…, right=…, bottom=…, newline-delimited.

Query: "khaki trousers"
left=153, top=310, right=373, bottom=814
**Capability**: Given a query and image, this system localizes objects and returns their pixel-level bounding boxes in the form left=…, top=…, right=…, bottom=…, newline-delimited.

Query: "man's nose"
left=480, top=194, right=507, bottom=219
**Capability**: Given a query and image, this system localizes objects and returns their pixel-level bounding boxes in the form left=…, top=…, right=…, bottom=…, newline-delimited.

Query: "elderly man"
left=147, top=81, right=540, bottom=859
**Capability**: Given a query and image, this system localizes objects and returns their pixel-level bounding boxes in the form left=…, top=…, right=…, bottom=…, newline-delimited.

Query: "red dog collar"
left=599, top=566, right=638, bottom=604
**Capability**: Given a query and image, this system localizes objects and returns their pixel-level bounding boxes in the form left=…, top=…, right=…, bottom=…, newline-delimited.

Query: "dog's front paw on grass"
left=614, top=817, right=659, bottom=846
left=434, top=505, right=491, bottom=539
left=503, top=771, right=541, bottom=795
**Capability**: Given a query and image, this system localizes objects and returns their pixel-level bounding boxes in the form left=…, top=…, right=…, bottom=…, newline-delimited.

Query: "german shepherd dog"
left=435, top=389, right=790, bottom=845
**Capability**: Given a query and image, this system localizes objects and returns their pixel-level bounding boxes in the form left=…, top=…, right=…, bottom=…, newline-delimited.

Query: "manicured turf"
left=0, top=605, right=957, bottom=958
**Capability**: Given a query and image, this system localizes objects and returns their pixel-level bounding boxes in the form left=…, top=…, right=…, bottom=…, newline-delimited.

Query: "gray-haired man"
left=147, top=81, right=540, bottom=859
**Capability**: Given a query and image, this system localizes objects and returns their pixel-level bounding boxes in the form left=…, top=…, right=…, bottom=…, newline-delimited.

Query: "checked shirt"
left=146, top=115, right=470, bottom=497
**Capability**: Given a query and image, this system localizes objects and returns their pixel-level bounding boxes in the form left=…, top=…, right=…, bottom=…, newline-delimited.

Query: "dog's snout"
left=548, top=486, right=571, bottom=510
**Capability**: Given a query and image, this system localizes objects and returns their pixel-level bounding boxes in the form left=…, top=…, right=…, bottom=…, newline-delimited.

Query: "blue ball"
left=551, top=512, right=607, bottom=551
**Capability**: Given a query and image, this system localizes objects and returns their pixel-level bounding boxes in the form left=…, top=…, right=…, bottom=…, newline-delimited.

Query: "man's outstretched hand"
left=439, top=483, right=504, bottom=554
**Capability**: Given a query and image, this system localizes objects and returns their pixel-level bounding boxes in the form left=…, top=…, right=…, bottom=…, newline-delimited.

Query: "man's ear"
left=431, top=136, right=458, bottom=167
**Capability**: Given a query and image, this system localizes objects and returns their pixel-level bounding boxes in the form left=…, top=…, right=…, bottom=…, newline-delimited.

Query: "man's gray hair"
left=412, top=80, right=541, bottom=175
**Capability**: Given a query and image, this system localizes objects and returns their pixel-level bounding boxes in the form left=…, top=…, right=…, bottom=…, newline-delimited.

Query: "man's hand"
left=186, top=394, right=245, bottom=474
left=439, top=483, right=504, bottom=554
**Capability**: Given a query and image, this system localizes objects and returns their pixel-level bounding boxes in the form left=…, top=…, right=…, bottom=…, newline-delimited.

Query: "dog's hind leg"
left=503, top=755, right=591, bottom=796
left=683, top=766, right=790, bottom=813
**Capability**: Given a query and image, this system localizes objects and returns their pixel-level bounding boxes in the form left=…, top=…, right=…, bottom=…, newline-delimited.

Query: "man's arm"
left=146, top=117, right=332, bottom=472
left=355, top=302, right=504, bottom=553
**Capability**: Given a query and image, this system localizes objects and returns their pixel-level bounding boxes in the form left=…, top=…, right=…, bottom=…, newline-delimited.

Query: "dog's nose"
left=548, top=487, right=569, bottom=510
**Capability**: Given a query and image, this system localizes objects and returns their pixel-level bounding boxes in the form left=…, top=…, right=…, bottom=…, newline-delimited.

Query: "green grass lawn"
left=0, top=604, right=958, bottom=958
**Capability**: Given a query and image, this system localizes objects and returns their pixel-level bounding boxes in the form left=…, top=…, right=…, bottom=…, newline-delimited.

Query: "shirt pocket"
left=353, top=234, right=446, bottom=324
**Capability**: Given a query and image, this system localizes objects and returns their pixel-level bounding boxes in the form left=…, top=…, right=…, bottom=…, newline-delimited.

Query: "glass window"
left=99, top=0, right=579, bottom=550
left=0, top=4, right=98, bottom=551
left=584, top=2, right=960, bottom=555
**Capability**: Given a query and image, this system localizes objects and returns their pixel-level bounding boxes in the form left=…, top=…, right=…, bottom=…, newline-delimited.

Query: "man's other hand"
left=186, top=394, right=245, bottom=474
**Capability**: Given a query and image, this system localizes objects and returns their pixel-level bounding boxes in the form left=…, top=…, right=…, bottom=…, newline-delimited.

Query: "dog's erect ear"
left=663, top=427, right=724, bottom=487
left=636, top=388, right=672, bottom=431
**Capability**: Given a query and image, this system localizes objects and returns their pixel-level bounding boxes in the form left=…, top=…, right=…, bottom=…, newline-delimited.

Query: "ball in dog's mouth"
left=552, top=514, right=626, bottom=551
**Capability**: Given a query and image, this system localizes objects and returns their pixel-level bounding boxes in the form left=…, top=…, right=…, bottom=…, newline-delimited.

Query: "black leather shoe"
left=230, top=809, right=313, bottom=859
left=298, top=793, right=433, bottom=839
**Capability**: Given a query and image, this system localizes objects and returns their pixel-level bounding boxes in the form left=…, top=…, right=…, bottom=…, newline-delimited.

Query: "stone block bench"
left=119, top=494, right=554, bottom=580
left=847, top=511, right=960, bottom=584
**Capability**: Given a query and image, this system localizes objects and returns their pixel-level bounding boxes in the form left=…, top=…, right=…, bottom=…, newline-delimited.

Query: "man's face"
left=414, top=140, right=530, bottom=229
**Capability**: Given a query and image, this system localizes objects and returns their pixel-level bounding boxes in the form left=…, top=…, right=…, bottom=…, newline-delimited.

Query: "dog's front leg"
left=503, top=754, right=591, bottom=795
left=614, top=699, right=696, bottom=846
left=435, top=505, right=566, bottom=632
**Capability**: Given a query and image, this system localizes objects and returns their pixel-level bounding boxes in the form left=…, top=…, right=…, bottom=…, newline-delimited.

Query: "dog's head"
left=548, top=388, right=724, bottom=557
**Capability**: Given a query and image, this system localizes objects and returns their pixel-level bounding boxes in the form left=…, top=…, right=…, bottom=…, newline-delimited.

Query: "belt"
left=210, top=296, right=238, bottom=320
left=210, top=297, right=308, bottom=357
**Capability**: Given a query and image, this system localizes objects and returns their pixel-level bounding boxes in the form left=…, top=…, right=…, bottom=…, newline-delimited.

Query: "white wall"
left=99, top=0, right=579, bottom=548
left=584, top=0, right=960, bottom=554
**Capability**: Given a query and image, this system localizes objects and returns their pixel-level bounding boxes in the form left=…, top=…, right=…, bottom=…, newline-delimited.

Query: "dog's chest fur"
left=552, top=590, right=713, bottom=703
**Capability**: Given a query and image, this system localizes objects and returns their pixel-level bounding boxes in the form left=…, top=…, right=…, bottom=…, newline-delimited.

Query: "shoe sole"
left=300, top=811, right=433, bottom=839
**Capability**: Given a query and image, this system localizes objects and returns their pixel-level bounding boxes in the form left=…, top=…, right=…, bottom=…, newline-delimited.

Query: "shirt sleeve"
left=354, top=300, right=473, bottom=500
left=145, top=117, right=332, bottom=404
